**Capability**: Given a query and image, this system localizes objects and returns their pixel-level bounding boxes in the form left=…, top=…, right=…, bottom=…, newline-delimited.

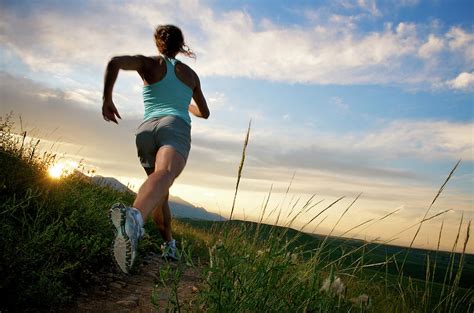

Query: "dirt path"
left=65, top=252, right=202, bottom=312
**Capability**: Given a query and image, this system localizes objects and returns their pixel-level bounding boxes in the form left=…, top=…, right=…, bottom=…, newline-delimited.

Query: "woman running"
left=102, top=24, right=210, bottom=273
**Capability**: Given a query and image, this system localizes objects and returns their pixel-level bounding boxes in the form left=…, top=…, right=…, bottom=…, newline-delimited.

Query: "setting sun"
left=48, top=163, right=65, bottom=179
left=47, top=160, right=79, bottom=179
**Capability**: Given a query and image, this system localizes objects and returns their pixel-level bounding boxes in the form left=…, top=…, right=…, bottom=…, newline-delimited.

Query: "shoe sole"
left=109, top=203, right=132, bottom=274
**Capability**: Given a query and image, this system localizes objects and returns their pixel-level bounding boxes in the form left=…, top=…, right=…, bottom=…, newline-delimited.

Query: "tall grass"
left=0, top=114, right=136, bottom=310
left=193, top=120, right=473, bottom=312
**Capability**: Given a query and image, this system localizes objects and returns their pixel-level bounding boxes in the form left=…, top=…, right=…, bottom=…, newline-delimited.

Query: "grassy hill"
left=1, top=114, right=472, bottom=312
left=180, top=218, right=474, bottom=289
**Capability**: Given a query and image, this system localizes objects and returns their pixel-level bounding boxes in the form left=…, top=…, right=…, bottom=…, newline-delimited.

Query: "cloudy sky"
left=1, top=0, right=472, bottom=252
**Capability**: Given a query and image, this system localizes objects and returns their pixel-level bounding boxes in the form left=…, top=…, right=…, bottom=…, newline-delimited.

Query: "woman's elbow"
left=107, top=57, right=120, bottom=70
left=107, top=58, right=118, bottom=71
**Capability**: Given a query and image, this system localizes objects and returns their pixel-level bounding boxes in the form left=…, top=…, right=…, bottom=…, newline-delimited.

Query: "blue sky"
left=212, top=0, right=473, bottom=29
left=1, top=0, right=473, bottom=252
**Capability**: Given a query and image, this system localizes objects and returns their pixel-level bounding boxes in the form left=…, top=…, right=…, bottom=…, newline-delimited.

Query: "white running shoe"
left=109, top=203, right=144, bottom=273
left=161, top=239, right=180, bottom=262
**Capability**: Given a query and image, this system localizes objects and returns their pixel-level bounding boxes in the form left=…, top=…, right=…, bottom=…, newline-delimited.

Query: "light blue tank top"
left=142, top=56, right=193, bottom=125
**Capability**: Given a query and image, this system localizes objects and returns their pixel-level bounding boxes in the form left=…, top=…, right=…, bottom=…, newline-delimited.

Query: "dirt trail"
left=65, top=252, right=202, bottom=312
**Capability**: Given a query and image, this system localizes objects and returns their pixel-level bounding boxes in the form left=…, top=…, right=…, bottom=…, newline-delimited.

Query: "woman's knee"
left=152, top=168, right=175, bottom=185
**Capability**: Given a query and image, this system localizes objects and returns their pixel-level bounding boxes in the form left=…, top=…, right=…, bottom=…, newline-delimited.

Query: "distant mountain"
left=168, top=195, right=226, bottom=221
left=91, top=175, right=225, bottom=221
left=91, top=175, right=134, bottom=194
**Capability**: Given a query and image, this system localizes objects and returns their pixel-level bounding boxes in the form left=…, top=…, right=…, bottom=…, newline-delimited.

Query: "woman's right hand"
left=102, top=55, right=146, bottom=124
left=102, top=98, right=122, bottom=124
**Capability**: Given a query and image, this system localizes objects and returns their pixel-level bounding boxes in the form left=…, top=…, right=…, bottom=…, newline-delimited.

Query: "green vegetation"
left=178, top=219, right=473, bottom=312
left=1, top=113, right=472, bottom=312
left=0, top=114, right=135, bottom=309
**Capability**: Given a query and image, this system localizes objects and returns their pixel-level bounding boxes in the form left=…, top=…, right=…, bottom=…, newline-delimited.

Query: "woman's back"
left=139, top=55, right=196, bottom=89
left=141, top=56, right=195, bottom=124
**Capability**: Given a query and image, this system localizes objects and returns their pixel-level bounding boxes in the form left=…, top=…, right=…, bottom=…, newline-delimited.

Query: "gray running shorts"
left=135, top=115, right=191, bottom=169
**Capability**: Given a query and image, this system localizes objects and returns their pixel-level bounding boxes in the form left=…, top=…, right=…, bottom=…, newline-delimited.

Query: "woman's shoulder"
left=146, top=55, right=165, bottom=65
left=174, top=60, right=199, bottom=90
left=176, top=60, right=198, bottom=78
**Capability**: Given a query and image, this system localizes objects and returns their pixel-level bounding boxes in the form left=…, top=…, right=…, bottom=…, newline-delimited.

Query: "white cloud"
left=357, top=120, right=474, bottom=160
left=357, top=0, right=381, bottom=16
left=37, top=91, right=60, bottom=100
left=64, top=89, right=101, bottom=106
left=446, top=26, right=474, bottom=50
left=192, top=19, right=422, bottom=85
left=0, top=1, right=473, bottom=90
left=207, top=91, right=227, bottom=110
left=191, top=115, right=474, bottom=183
left=446, top=26, right=474, bottom=63
left=418, top=34, right=444, bottom=59
left=308, top=119, right=472, bottom=161
left=0, top=3, right=152, bottom=73
left=448, top=72, right=474, bottom=91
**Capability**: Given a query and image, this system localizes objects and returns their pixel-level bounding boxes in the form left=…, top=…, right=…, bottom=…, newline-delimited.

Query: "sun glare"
left=47, top=160, right=79, bottom=179
left=48, top=163, right=65, bottom=179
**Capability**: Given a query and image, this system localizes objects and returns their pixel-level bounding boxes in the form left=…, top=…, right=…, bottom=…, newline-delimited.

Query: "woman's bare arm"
left=189, top=74, right=210, bottom=119
left=102, top=55, right=147, bottom=123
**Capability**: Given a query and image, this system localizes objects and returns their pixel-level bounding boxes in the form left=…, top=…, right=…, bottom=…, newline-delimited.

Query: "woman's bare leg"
left=143, top=167, right=173, bottom=242
left=152, top=193, right=172, bottom=242
left=133, top=146, right=185, bottom=221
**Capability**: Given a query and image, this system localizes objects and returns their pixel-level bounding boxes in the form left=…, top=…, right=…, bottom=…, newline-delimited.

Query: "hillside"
left=182, top=218, right=474, bottom=289
left=1, top=115, right=472, bottom=312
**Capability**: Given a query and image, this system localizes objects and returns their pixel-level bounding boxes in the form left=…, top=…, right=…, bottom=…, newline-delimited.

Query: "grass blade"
left=229, top=120, right=251, bottom=220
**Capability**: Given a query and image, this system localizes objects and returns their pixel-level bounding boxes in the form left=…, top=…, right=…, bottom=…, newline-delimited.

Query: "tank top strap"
left=168, top=57, right=179, bottom=66
left=162, top=56, right=180, bottom=80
